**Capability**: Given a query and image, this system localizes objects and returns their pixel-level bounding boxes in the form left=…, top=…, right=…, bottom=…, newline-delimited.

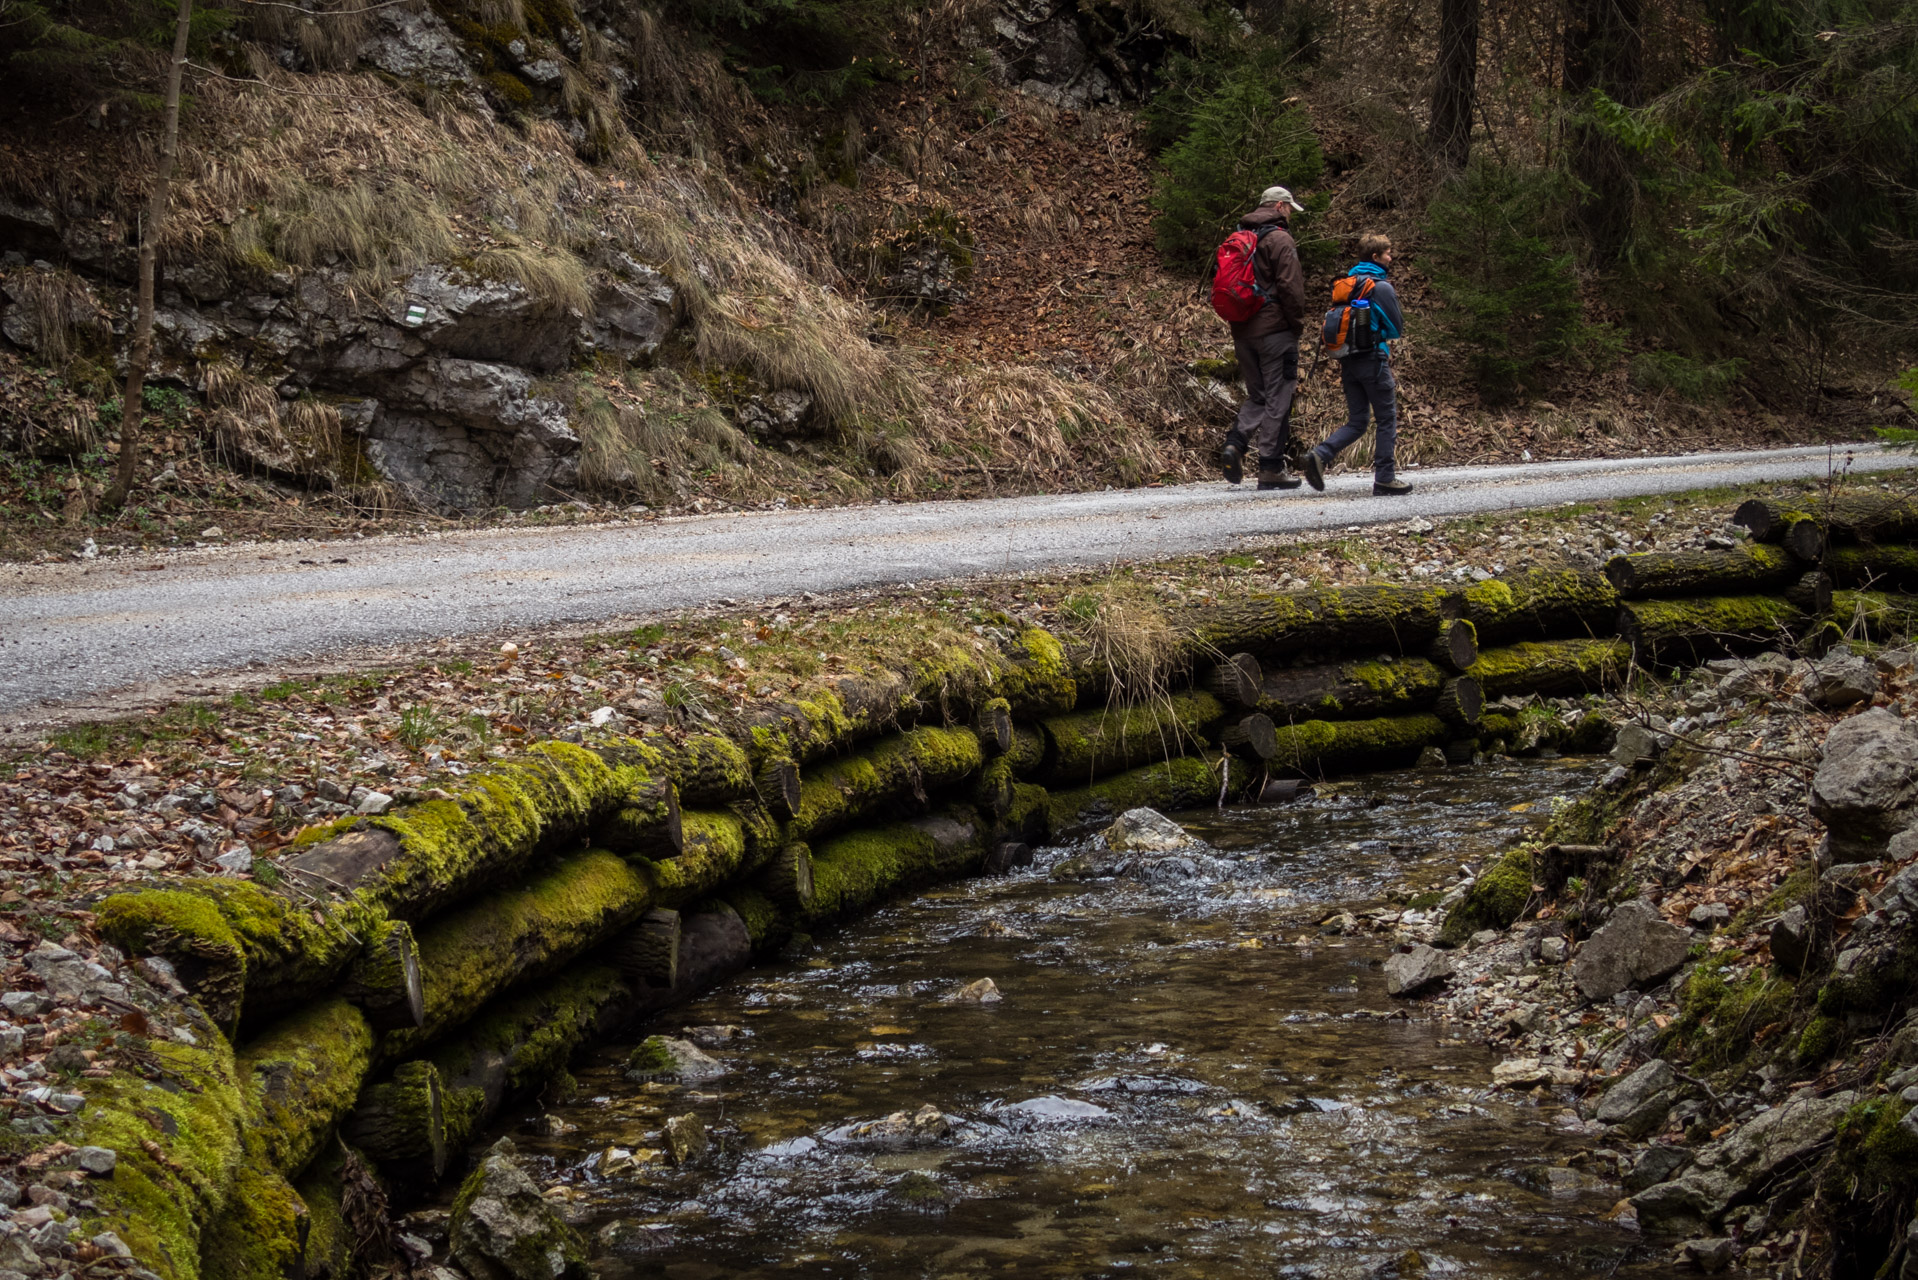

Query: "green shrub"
left=1628, top=351, right=1744, bottom=403
left=1421, top=160, right=1587, bottom=401
left=1149, top=66, right=1322, bottom=270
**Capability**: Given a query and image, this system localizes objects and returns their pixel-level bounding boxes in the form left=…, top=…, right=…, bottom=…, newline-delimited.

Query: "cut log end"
left=1220, top=713, right=1279, bottom=761
left=342, top=919, right=426, bottom=1032
left=975, top=698, right=1014, bottom=755
left=757, top=842, right=815, bottom=913
left=756, top=758, right=802, bottom=822
left=344, top=1059, right=447, bottom=1176
left=1204, top=653, right=1264, bottom=709
left=612, top=909, right=683, bottom=989
left=1785, top=570, right=1833, bottom=616
left=1435, top=676, right=1484, bottom=728
left=1784, top=519, right=1826, bottom=563
left=1430, top=619, right=1479, bottom=673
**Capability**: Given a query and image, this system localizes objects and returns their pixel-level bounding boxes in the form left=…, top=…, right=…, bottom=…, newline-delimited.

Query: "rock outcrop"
left=1811, top=709, right=1918, bottom=861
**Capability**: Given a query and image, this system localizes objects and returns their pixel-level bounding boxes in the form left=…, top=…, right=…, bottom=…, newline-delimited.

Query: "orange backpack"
left=1321, top=275, right=1378, bottom=357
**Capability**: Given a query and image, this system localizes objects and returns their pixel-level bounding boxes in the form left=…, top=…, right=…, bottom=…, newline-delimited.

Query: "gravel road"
left=4, top=443, right=1911, bottom=721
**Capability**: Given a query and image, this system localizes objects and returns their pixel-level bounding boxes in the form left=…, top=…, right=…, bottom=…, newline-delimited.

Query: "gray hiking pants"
left=1227, top=329, right=1298, bottom=466
left=1315, top=352, right=1398, bottom=481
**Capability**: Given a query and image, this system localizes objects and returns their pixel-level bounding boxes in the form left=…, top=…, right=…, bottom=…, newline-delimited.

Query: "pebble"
left=75, top=1147, right=116, bottom=1176
left=956, top=978, right=1002, bottom=1003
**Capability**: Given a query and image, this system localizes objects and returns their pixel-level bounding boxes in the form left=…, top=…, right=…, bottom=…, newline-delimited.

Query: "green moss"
left=1795, top=1013, right=1845, bottom=1065
left=96, top=890, right=248, bottom=1034
left=198, top=1165, right=307, bottom=1280
left=1039, top=690, right=1222, bottom=786
left=1000, top=628, right=1077, bottom=718
left=805, top=807, right=987, bottom=925
left=236, top=998, right=377, bottom=1176
left=638, top=811, right=746, bottom=906
left=793, top=726, right=985, bottom=840
left=1269, top=713, right=1449, bottom=774
left=450, top=1151, right=588, bottom=1280
left=484, top=70, right=533, bottom=107
left=1440, top=845, right=1536, bottom=944
left=1466, top=638, right=1631, bottom=700
left=287, top=815, right=359, bottom=848
left=625, top=1036, right=676, bottom=1076
left=1833, top=1096, right=1918, bottom=1193
left=1046, top=756, right=1227, bottom=832
left=1666, top=957, right=1793, bottom=1072
left=721, top=887, right=788, bottom=952
left=386, top=849, right=650, bottom=1056
left=292, top=1149, right=350, bottom=1280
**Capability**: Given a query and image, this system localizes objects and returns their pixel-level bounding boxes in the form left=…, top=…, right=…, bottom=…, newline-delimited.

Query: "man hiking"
left=1301, top=232, right=1412, bottom=496
left=1216, top=186, right=1310, bottom=491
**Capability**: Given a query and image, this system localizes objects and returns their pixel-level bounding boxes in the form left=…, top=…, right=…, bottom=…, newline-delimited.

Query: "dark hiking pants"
left=1314, top=353, right=1398, bottom=481
left=1226, top=329, right=1299, bottom=468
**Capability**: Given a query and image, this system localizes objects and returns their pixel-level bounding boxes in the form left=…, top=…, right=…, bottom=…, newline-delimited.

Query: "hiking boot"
left=1256, top=467, right=1302, bottom=490
left=1220, top=442, right=1245, bottom=485
left=1373, top=477, right=1414, bottom=496
left=1300, top=450, right=1327, bottom=492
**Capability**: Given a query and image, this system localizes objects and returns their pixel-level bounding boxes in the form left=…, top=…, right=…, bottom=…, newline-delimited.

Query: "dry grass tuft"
left=4, top=267, right=108, bottom=369
left=1068, top=582, right=1186, bottom=711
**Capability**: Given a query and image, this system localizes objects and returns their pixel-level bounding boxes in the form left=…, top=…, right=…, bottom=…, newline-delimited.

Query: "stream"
left=475, top=757, right=1679, bottom=1278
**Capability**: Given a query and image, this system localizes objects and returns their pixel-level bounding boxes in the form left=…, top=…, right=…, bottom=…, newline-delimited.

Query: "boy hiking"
left=1213, top=186, right=1310, bottom=490
left=1302, top=232, right=1412, bottom=496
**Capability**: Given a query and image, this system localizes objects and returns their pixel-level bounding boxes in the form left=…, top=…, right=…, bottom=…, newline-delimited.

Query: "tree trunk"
left=339, top=918, right=426, bottom=1032
left=1006, top=722, right=1049, bottom=776
left=1603, top=543, right=1800, bottom=598
left=608, top=908, right=680, bottom=988
left=1255, top=656, right=1447, bottom=722
left=1219, top=714, right=1280, bottom=760
left=972, top=756, right=1016, bottom=821
left=236, top=998, right=378, bottom=1177
left=1188, top=583, right=1460, bottom=662
left=754, top=757, right=801, bottom=821
left=1459, top=569, right=1620, bottom=644
left=1465, top=637, right=1632, bottom=699
left=1268, top=713, right=1450, bottom=775
left=1429, top=0, right=1480, bottom=167
left=596, top=779, right=684, bottom=861
left=1735, top=494, right=1918, bottom=547
left=1825, top=545, right=1918, bottom=593
left=1617, top=595, right=1807, bottom=665
left=638, top=808, right=755, bottom=906
left=805, top=806, right=989, bottom=925
left=1785, top=570, right=1833, bottom=615
left=638, top=734, right=755, bottom=806
left=790, top=725, right=985, bottom=841
left=1562, top=0, right=1644, bottom=260
left=1037, top=689, right=1225, bottom=786
left=102, top=0, right=194, bottom=511
left=1201, top=653, right=1264, bottom=708
left=1429, top=618, right=1480, bottom=672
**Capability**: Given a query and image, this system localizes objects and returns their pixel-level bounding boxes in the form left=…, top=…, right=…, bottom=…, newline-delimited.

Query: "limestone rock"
left=735, top=389, right=817, bottom=439
left=623, top=1036, right=727, bottom=1084
left=1594, top=1059, right=1677, bottom=1138
left=662, top=1113, right=707, bottom=1164
left=1804, top=655, right=1880, bottom=710
left=1811, top=709, right=1918, bottom=861
left=1571, top=900, right=1691, bottom=1000
left=1610, top=722, right=1664, bottom=765
left=449, top=1143, right=589, bottom=1280
left=1102, top=808, right=1197, bottom=854
left=1631, top=1090, right=1854, bottom=1232
left=1769, top=905, right=1813, bottom=975
left=957, top=977, right=1002, bottom=1003
left=1383, top=945, right=1453, bottom=997
left=581, top=270, right=675, bottom=361
left=356, top=5, right=477, bottom=89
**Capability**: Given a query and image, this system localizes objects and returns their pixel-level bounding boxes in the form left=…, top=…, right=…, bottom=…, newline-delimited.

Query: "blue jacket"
left=1344, top=260, right=1404, bottom=357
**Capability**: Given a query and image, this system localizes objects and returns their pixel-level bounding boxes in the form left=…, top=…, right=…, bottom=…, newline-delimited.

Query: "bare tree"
left=1562, top=0, right=1643, bottom=260
left=101, top=0, right=193, bottom=512
left=1429, top=0, right=1480, bottom=169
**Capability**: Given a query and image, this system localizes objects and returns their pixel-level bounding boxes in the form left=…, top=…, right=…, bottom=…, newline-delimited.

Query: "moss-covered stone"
left=792, top=726, right=985, bottom=840
left=384, top=849, right=651, bottom=1058
left=1440, top=846, right=1536, bottom=944
left=1038, top=690, right=1224, bottom=787
left=449, top=1147, right=589, bottom=1280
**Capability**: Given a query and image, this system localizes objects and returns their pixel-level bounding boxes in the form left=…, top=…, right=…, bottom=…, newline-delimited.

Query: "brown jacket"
left=1229, top=204, right=1307, bottom=339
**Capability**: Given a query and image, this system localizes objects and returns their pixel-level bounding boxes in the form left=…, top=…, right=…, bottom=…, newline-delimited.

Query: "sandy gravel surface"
left=3, top=443, right=1910, bottom=722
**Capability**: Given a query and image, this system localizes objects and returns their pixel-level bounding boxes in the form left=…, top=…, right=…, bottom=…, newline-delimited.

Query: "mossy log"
left=1617, top=595, right=1807, bottom=665
left=722, top=887, right=790, bottom=955
left=1201, top=653, right=1264, bottom=708
left=1736, top=493, right=1918, bottom=550
left=634, top=808, right=755, bottom=907
left=1046, top=756, right=1238, bottom=832
left=96, top=879, right=370, bottom=1036
left=755, top=757, right=802, bottom=822
left=995, top=780, right=1054, bottom=846
left=974, top=697, right=1014, bottom=755
left=594, top=773, right=683, bottom=861
left=1219, top=714, right=1279, bottom=760
left=1254, top=656, right=1445, bottom=723
left=382, top=849, right=651, bottom=1059
left=1465, top=638, right=1632, bottom=700
left=1006, top=722, right=1049, bottom=776
left=805, top=807, right=989, bottom=926
left=342, top=1059, right=446, bottom=1177
left=1186, top=583, right=1461, bottom=661
left=756, top=841, right=815, bottom=913
left=1429, top=618, right=1479, bottom=673
left=1786, top=570, right=1834, bottom=615
left=1434, top=677, right=1484, bottom=728
left=1267, top=713, right=1450, bottom=775
left=1830, top=590, right=1918, bottom=642
left=198, top=1163, right=310, bottom=1280
left=236, top=997, right=378, bottom=1178
left=973, top=756, right=1016, bottom=821
left=291, top=1149, right=352, bottom=1280
left=1602, top=542, right=1800, bottom=598
left=1730, top=499, right=1827, bottom=559
left=789, top=725, right=985, bottom=842
left=1037, top=689, right=1224, bottom=787
left=1826, top=544, right=1918, bottom=593
left=338, top=918, right=425, bottom=1032
left=1458, top=569, right=1620, bottom=644
left=627, top=734, right=755, bottom=806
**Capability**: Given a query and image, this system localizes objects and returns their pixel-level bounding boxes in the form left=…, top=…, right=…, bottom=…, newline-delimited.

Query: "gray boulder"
left=582, top=269, right=675, bottom=361
left=1103, top=808, right=1198, bottom=854
left=1805, top=655, right=1880, bottom=710
left=1594, top=1058, right=1677, bottom=1138
left=1770, top=904, right=1813, bottom=975
left=1610, top=722, right=1664, bottom=766
left=1631, top=1090, right=1854, bottom=1233
left=1623, top=1142, right=1691, bottom=1193
left=1383, top=944, right=1453, bottom=997
left=356, top=5, right=478, bottom=89
left=449, top=1142, right=588, bottom=1280
left=735, top=389, right=817, bottom=439
left=1572, top=900, right=1691, bottom=1000
left=623, top=1035, right=726, bottom=1083
left=1811, top=709, right=1918, bottom=861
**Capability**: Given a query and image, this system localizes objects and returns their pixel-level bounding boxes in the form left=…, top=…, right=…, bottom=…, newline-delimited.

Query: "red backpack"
left=1210, top=226, right=1276, bottom=322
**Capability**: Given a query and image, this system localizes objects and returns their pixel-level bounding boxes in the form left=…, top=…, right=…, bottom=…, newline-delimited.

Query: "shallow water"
left=491, top=758, right=1677, bottom=1279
